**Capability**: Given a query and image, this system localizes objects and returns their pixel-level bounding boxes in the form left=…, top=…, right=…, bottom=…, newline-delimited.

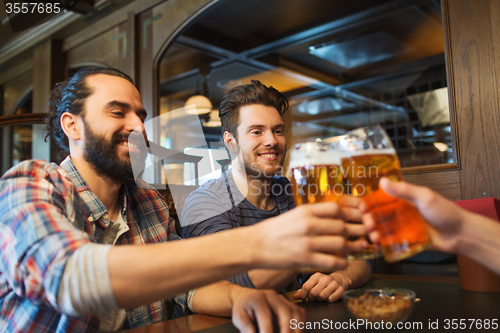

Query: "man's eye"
left=112, top=112, right=124, bottom=116
left=251, top=131, right=261, bottom=135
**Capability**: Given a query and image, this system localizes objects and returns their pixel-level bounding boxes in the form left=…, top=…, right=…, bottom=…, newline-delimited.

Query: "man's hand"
left=337, top=194, right=363, bottom=222
left=253, top=202, right=369, bottom=272
left=231, top=289, right=305, bottom=333
left=292, top=272, right=347, bottom=302
left=360, top=178, right=467, bottom=253
left=359, top=178, right=500, bottom=276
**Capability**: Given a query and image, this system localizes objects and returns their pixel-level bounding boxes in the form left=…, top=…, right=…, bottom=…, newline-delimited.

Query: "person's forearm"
left=191, top=280, right=241, bottom=316
left=248, top=268, right=298, bottom=291
left=458, top=212, right=500, bottom=276
left=108, top=228, right=259, bottom=309
left=329, top=260, right=371, bottom=289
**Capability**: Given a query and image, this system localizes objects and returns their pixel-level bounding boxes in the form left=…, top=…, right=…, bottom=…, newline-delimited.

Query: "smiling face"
left=232, top=104, right=286, bottom=179
left=79, top=74, right=148, bottom=181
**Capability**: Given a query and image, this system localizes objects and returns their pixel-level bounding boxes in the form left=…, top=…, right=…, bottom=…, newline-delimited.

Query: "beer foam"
left=288, top=142, right=342, bottom=168
left=345, top=148, right=396, bottom=157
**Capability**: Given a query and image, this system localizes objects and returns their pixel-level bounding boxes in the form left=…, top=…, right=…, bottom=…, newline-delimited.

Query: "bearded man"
left=0, top=68, right=369, bottom=332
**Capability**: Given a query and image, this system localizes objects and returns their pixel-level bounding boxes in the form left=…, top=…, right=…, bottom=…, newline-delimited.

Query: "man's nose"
left=125, top=113, right=148, bottom=140
left=263, top=131, right=278, bottom=146
left=126, top=113, right=145, bottom=132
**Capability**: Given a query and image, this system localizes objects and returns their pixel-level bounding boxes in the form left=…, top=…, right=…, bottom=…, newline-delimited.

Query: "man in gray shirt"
left=180, top=80, right=371, bottom=316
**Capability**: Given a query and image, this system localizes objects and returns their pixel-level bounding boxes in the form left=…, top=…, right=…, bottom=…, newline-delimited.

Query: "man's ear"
left=60, top=112, right=82, bottom=141
left=223, top=131, right=238, bottom=155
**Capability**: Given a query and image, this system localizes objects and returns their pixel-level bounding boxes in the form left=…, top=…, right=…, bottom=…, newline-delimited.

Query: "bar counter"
left=120, top=274, right=500, bottom=332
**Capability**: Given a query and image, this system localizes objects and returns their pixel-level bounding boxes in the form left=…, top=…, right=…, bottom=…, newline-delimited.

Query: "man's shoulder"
left=198, top=173, right=227, bottom=192
left=1, top=159, right=66, bottom=182
left=187, top=173, right=230, bottom=202
left=180, top=173, right=233, bottom=225
left=0, top=160, right=76, bottom=212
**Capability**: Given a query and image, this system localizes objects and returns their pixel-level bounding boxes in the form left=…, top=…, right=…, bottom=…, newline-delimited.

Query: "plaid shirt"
left=0, top=157, right=181, bottom=332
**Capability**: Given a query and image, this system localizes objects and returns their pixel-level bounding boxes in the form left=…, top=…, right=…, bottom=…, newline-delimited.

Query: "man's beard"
left=240, top=149, right=286, bottom=181
left=82, top=121, right=146, bottom=182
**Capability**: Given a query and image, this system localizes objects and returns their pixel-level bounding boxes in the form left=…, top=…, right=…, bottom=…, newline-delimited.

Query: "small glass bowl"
left=343, top=288, right=416, bottom=324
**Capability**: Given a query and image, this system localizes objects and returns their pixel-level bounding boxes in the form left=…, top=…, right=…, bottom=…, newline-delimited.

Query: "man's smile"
left=116, top=139, right=141, bottom=154
left=117, top=141, right=138, bottom=148
left=258, top=152, right=279, bottom=160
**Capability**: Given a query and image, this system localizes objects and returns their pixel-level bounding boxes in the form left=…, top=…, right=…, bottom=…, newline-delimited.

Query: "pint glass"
left=289, top=142, right=344, bottom=205
left=289, top=141, right=382, bottom=260
left=339, top=125, right=431, bottom=263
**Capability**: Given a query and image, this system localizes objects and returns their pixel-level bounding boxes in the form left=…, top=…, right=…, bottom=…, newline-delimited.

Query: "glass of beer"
left=289, top=141, right=382, bottom=260
left=289, top=142, right=344, bottom=205
left=338, top=125, right=431, bottom=263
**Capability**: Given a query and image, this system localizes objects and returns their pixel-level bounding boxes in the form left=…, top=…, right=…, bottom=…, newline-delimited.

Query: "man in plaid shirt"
left=0, top=67, right=368, bottom=332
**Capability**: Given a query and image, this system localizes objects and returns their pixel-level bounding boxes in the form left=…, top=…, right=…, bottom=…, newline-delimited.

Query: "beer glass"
left=339, top=125, right=431, bottom=263
left=289, top=142, right=344, bottom=205
left=289, top=141, right=382, bottom=260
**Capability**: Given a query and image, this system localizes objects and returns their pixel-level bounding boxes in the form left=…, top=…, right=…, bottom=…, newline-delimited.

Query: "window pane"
left=158, top=0, right=451, bottom=184
left=1, top=90, right=51, bottom=174
left=1, top=124, right=50, bottom=174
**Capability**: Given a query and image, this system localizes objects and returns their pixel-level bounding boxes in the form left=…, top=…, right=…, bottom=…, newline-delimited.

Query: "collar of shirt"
left=59, top=156, right=129, bottom=229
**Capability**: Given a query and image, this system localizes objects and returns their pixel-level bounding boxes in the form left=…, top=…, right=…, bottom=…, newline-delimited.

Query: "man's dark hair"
left=218, top=80, right=289, bottom=140
left=45, top=67, right=134, bottom=157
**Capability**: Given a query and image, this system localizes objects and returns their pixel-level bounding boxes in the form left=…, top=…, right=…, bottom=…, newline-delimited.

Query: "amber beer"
left=290, top=164, right=344, bottom=205
left=341, top=149, right=431, bottom=263
left=289, top=142, right=345, bottom=205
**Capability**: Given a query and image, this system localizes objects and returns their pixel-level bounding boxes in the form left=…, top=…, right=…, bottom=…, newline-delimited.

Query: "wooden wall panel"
left=33, top=40, right=64, bottom=114
left=125, top=11, right=136, bottom=81
left=65, top=27, right=121, bottom=70
left=62, top=0, right=161, bottom=52
left=137, top=9, right=154, bottom=121
left=137, top=8, right=156, bottom=183
left=33, top=40, right=64, bottom=162
left=492, top=1, right=500, bottom=79
left=115, top=19, right=134, bottom=77
left=0, top=12, right=79, bottom=65
left=65, top=18, right=136, bottom=79
left=151, top=0, right=211, bottom=58
left=446, top=0, right=500, bottom=200
left=404, top=170, right=461, bottom=201
left=0, top=58, right=33, bottom=86
left=441, top=0, right=460, bottom=167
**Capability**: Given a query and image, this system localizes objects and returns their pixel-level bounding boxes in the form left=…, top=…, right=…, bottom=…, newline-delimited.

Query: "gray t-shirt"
left=180, top=170, right=306, bottom=287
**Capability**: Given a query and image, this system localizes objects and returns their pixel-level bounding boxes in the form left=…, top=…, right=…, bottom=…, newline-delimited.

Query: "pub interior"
left=1, top=0, right=500, bottom=332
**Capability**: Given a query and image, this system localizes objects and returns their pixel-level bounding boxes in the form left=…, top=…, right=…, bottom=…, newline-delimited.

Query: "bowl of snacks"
left=343, top=288, right=416, bottom=324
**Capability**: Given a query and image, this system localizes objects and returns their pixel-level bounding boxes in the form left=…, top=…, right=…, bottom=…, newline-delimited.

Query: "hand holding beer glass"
left=338, top=125, right=431, bottom=263
left=289, top=141, right=381, bottom=260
